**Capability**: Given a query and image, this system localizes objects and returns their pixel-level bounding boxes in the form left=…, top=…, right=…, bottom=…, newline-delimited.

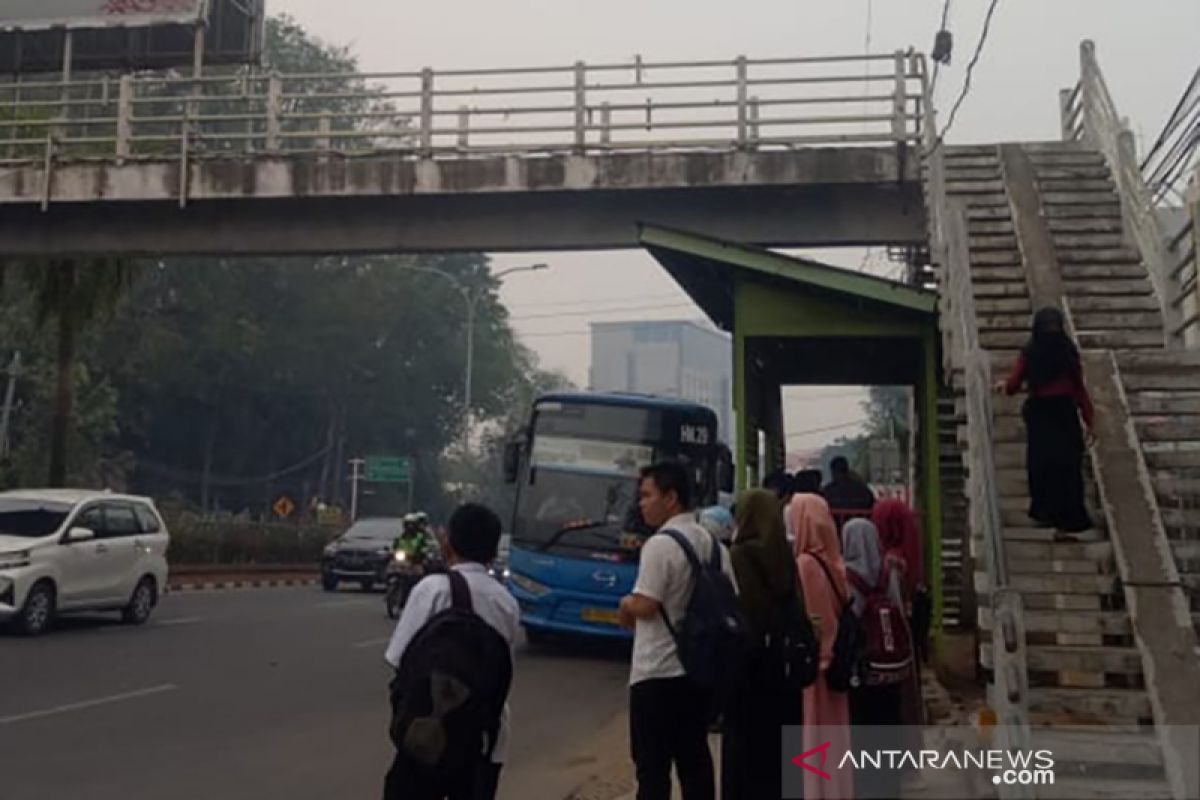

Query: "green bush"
left=167, top=518, right=342, bottom=565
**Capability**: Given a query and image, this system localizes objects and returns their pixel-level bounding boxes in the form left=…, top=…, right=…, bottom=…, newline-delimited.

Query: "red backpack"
left=845, top=556, right=913, bottom=686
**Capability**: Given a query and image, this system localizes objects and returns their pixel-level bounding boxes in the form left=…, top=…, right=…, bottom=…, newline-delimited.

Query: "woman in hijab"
left=790, top=493, right=853, bottom=800
left=871, top=499, right=928, bottom=737
left=722, top=489, right=806, bottom=800
left=843, top=518, right=906, bottom=800
left=997, top=306, right=1095, bottom=535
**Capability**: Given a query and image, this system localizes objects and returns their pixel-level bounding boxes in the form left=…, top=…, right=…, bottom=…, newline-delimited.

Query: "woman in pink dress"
left=790, top=493, right=853, bottom=800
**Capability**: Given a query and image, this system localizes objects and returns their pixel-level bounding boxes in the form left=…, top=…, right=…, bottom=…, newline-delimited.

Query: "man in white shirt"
left=618, top=461, right=736, bottom=800
left=383, top=503, right=519, bottom=800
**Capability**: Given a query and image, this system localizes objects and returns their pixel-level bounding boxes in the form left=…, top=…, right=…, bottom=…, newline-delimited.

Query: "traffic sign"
left=273, top=495, right=296, bottom=519
left=366, top=456, right=413, bottom=483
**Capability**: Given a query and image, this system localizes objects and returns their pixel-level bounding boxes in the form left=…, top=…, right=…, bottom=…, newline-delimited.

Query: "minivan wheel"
left=321, top=574, right=339, bottom=592
left=18, top=581, right=56, bottom=636
left=122, top=578, right=156, bottom=625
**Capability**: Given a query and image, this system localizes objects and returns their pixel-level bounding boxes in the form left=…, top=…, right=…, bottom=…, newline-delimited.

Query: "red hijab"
left=871, top=498, right=924, bottom=598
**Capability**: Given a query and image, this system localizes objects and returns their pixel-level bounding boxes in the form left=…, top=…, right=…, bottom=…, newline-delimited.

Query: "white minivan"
left=0, top=489, right=170, bottom=635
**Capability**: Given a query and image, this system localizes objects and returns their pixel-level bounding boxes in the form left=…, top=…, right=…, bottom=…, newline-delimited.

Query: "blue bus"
left=502, top=392, right=732, bottom=641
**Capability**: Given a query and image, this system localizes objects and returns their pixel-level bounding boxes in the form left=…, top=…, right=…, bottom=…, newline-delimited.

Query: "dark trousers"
left=850, top=683, right=904, bottom=800
left=721, top=646, right=802, bottom=800
left=630, top=677, right=715, bottom=800
left=383, top=753, right=501, bottom=800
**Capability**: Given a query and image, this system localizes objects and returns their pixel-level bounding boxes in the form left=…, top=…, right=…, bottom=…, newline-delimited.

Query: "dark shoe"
left=1053, top=531, right=1079, bottom=542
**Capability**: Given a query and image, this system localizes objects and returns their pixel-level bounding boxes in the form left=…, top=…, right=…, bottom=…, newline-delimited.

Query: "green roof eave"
left=638, top=224, right=937, bottom=318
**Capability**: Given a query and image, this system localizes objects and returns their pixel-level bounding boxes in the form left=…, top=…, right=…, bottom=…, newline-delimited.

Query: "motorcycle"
left=384, top=539, right=445, bottom=619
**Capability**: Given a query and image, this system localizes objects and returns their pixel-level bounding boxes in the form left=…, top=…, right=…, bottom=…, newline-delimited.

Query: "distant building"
left=589, top=320, right=733, bottom=443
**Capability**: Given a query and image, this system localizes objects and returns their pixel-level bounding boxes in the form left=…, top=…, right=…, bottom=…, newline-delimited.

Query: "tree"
left=9, top=259, right=136, bottom=486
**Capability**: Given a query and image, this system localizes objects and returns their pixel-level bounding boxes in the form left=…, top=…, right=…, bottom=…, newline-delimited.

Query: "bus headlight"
left=509, top=572, right=549, bottom=597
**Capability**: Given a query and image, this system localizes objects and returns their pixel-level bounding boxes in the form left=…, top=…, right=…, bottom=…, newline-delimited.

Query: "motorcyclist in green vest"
left=395, top=512, right=431, bottom=563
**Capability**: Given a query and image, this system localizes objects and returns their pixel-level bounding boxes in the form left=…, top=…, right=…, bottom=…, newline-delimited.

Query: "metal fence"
left=0, top=52, right=929, bottom=165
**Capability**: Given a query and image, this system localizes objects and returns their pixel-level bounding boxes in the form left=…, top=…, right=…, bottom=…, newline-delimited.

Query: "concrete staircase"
left=1114, top=350, right=1200, bottom=637
left=939, top=141, right=1179, bottom=797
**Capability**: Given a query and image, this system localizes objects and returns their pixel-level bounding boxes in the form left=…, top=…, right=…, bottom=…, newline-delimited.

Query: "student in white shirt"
left=618, top=461, right=736, bottom=800
left=383, top=503, right=519, bottom=800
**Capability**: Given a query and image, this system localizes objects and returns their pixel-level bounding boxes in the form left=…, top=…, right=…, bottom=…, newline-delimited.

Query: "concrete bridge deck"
left=0, top=52, right=928, bottom=255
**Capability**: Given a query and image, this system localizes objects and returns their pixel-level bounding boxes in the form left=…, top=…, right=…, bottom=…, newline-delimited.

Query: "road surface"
left=0, top=586, right=632, bottom=800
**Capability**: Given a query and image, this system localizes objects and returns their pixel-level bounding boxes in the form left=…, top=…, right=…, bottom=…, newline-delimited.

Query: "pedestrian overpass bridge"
left=0, top=53, right=928, bottom=254
left=4, top=41, right=1200, bottom=799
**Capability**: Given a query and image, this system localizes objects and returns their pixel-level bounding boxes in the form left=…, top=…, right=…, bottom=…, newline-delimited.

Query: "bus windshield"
left=513, top=435, right=654, bottom=554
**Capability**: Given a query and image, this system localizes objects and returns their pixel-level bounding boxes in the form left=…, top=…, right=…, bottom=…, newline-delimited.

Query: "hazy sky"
left=272, top=0, right=1200, bottom=450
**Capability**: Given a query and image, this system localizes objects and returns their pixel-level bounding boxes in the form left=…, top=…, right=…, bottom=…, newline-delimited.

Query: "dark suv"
left=320, top=518, right=403, bottom=592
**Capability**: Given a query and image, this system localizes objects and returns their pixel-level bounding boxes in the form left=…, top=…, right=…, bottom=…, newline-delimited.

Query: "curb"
left=166, top=577, right=319, bottom=593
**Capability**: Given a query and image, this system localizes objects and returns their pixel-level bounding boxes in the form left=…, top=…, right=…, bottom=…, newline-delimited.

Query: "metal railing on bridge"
left=0, top=52, right=929, bottom=166
left=1061, top=41, right=1200, bottom=347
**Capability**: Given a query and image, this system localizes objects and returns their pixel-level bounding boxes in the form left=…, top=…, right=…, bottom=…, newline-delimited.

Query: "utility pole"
left=0, top=351, right=20, bottom=458
left=348, top=458, right=365, bottom=522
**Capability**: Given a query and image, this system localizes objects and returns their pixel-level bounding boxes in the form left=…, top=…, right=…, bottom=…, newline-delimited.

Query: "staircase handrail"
left=1061, top=40, right=1187, bottom=345
left=921, top=80, right=1033, bottom=793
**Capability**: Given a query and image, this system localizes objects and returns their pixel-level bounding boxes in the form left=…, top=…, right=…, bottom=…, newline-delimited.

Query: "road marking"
left=0, top=684, right=178, bottom=725
left=155, top=616, right=205, bottom=627
left=315, top=599, right=373, bottom=609
left=352, top=636, right=392, bottom=649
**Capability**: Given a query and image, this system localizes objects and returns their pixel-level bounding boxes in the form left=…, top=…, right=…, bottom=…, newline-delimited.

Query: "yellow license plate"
left=581, top=607, right=621, bottom=625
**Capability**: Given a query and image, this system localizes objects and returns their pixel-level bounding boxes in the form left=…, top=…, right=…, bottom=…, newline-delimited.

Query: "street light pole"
left=396, top=263, right=548, bottom=456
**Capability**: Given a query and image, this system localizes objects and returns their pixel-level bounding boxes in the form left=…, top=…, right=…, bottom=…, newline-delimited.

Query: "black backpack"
left=755, top=556, right=821, bottom=693
left=389, top=571, right=512, bottom=776
left=659, top=529, right=747, bottom=721
left=810, top=555, right=868, bottom=693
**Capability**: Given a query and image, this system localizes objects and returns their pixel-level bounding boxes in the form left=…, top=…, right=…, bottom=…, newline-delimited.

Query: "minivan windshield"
left=0, top=499, right=73, bottom=538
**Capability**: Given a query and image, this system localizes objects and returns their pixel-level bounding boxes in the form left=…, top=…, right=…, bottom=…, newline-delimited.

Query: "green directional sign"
left=366, top=456, right=413, bottom=483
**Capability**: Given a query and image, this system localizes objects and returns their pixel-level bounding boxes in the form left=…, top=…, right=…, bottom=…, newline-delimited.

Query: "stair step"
left=1143, top=448, right=1200, bottom=470
left=969, top=219, right=1016, bottom=235
left=1117, top=350, right=1200, bottom=372
left=983, top=644, right=1143, bottom=674
left=947, top=166, right=1002, bottom=181
left=1135, top=418, right=1200, bottom=442
left=971, top=266, right=1027, bottom=283
left=1026, top=152, right=1107, bottom=167
left=1002, top=526, right=1106, bottom=543
left=1028, top=686, right=1151, bottom=722
left=980, top=328, right=1162, bottom=349
left=1031, top=729, right=1162, bottom=767
left=974, top=282, right=1032, bottom=298
left=1036, top=177, right=1118, bottom=194
left=1005, top=540, right=1114, bottom=563
left=1123, top=373, right=1200, bottom=391
left=1073, top=311, right=1164, bottom=330
left=980, top=607, right=1131, bottom=637
left=1049, top=216, right=1125, bottom=234
left=975, top=571, right=1118, bottom=595
left=1063, top=278, right=1154, bottom=296
left=972, top=251, right=1023, bottom=266
left=1044, top=203, right=1124, bottom=219
left=1073, top=294, right=1162, bottom=312
left=969, top=234, right=1019, bottom=251
left=1128, top=393, right=1200, bottom=416
left=1060, top=264, right=1153, bottom=280
left=1052, top=232, right=1129, bottom=249
left=1035, top=165, right=1113, bottom=181
left=1060, top=248, right=1143, bottom=264
left=976, top=297, right=1033, bottom=314
left=1007, top=557, right=1111, bottom=575
left=948, top=179, right=1007, bottom=194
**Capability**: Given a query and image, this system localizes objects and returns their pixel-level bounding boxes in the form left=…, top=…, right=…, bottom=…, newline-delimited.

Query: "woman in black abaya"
left=996, top=307, right=1095, bottom=536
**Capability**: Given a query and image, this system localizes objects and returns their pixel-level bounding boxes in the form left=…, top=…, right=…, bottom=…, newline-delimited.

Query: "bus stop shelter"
left=639, top=224, right=944, bottom=632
